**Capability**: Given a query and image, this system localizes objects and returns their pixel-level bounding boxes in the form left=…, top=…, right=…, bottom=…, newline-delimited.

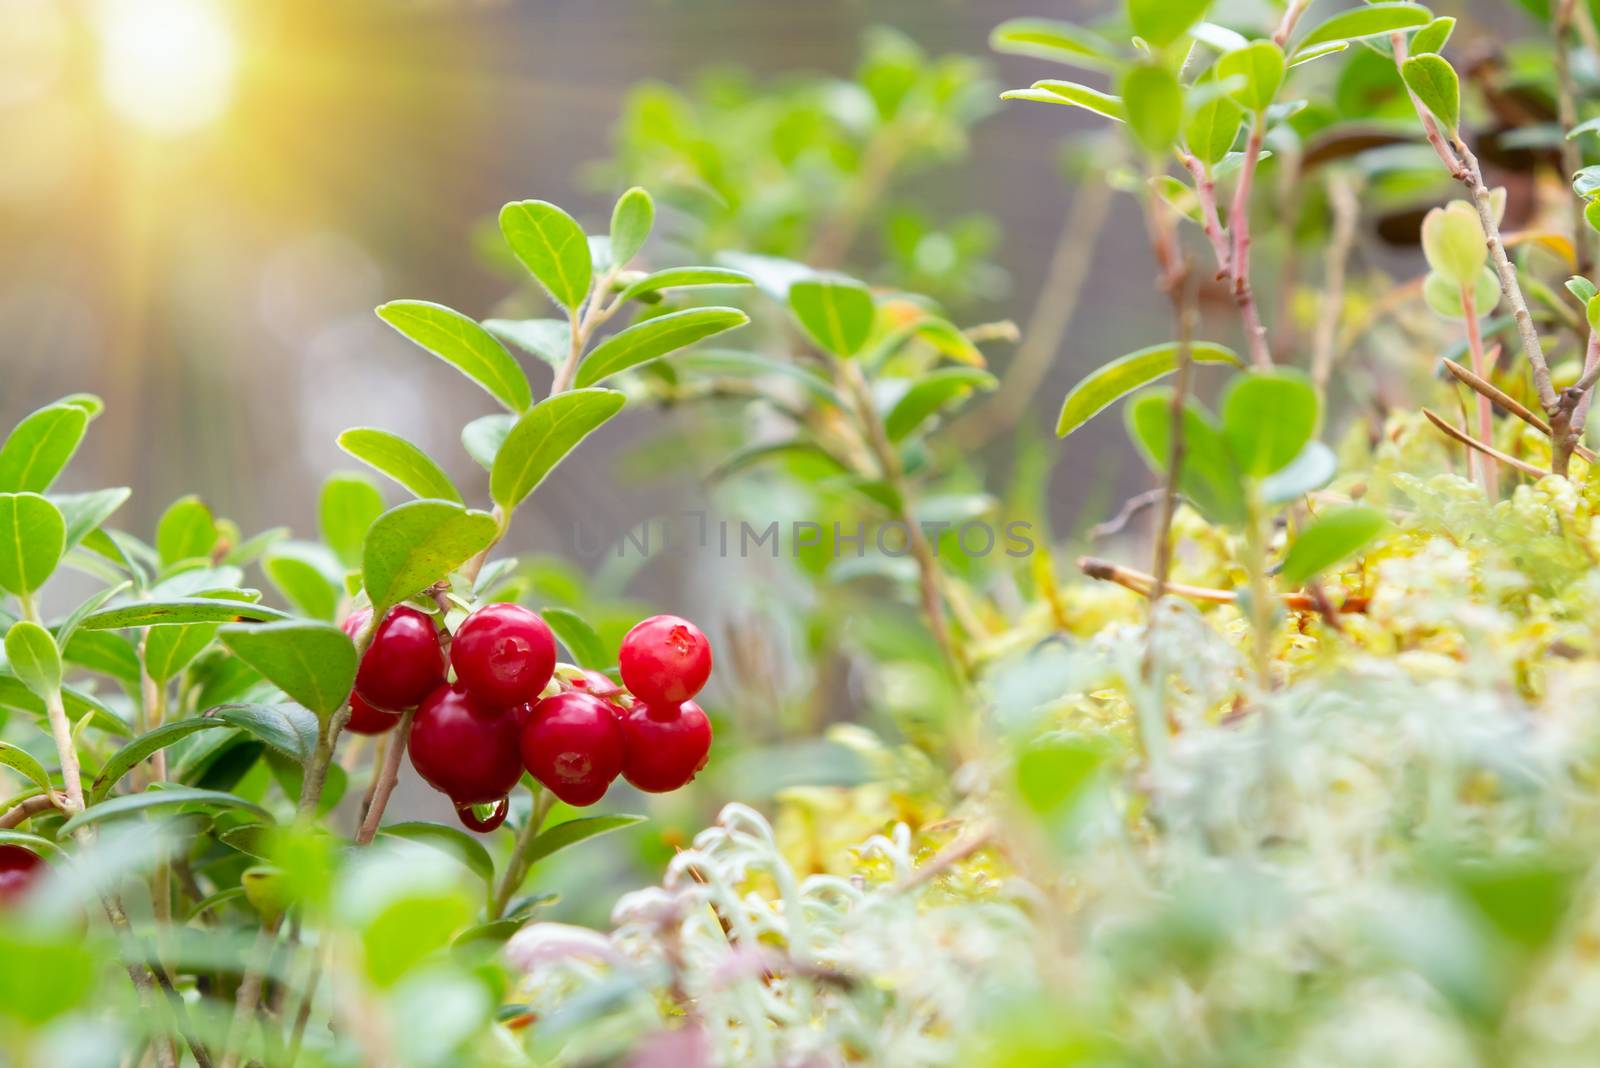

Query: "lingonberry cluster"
left=340, top=604, right=714, bottom=831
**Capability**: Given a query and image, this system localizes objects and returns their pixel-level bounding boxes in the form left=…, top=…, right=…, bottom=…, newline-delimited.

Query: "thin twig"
left=893, top=824, right=997, bottom=893
left=0, top=793, right=62, bottom=828
left=1077, top=556, right=1369, bottom=614
left=1461, top=287, right=1500, bottom=499
left=1229, top=112, right=1274, bottom=368
left=355, top=709, right=415, bottom=846
left=1421, top=408, right=1547, bottom=478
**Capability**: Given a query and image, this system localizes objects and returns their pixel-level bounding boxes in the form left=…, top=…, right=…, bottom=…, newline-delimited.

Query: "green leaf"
left=1423, top=267, right=1499, bottom=320
left=80, top=598, right=289, bottom=630
left=540, top=607, right=606, bottom=669
left=377, top=300, right=534, bottom=413
left=1220, top=369, right=1320, bottom=478
left=1125, top=391, right=1246, bottom=525
left=1411, top=16, right=1455, bottom=55
left=362, top=500, right=499, bottom=616
left=1121, top=63, right=1183, bottom=157
left=522, top=813, right=646, bottom=868
left=499, top=200, right=593, bottom=312
left=608, top=186, right=655, bottom=267
left=0, top=675, right=131, bottom=737
left=490, top=390, right=627, bottom=511
left=144, top=619, right=220, bottom=683
left=675, top=351, right=844, bottom=408
left=5, top=621, right=60, bottom=699
left=1128, top=0, right=1210, bottom=48
left=614, top=267, right=755, bottom=305
left=262, top=545, right=341, bottom=621
left=1287, top=40, right=1350, bottom=67
left=576, top=308, right=750, bottom=387
left=1057, top=341, right=1243, bottom=437
left=1185, top=82, right=1244, bottom=166
left=1296, top=3, right=1431, bottom=52
left=884, top=368, right=998, bottom=441
left=0, top=492, right=66, bottom=598
left=1217, top=41, right=1285, bottom=111
left=461, top=413, right=517, bottom=471
left=337, top=428, right=463, bottom=504
left=62, top=630, right=141, bottom=687
left=1401, top=54, right=1460, bottom=132
left=58, top=786, right=270, bottom=836
left=1421, top=203, right=1486, bottom=286
left=219, top=620, right=357, bottom=720
left=1568, top=117, right=1600, bottom=141
left=1566, top=276, right=1598, bottom=304
left=0, top=739, right=53, bottom=795
left=789, top=276, right=875, bottom=357
left=51, top=488, right=131, bottom=551
left=320, top=472, right=385, bottom=572
left=1280, top=505, right=1389, bottom=585
left=989, top=17, right=1121, bottom=73
left=208, top=703, right=320, bottom=764
left=0, top=402, right=89, bottom=494
left=483, top=319, right=570, bottom=370
left=91, top=718, right=230, bottom=802
left=1002, top=81, right=1125, bottom=122
left=378, top=821, right=495, bottom=884
left=155, top=496, right=217, bottom=568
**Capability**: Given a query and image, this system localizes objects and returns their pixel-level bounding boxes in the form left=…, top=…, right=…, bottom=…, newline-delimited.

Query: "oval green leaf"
left=320, top=472, right=385, bottom=572
left=0, top=492, right=65, bottom=598
left=1129, top=0, right=1209, bottom=48
left=51, top=488, right=131, bottom=552
left=1057, top=341, right=1243, bottom=438
left=490, top=390, right=627, bottom=511
left=155, top=495, right=217, bottom=568
left=609, top=186, right=655, bottom=267
left=362, top=500, right=499, bottom=616
left=0, top=739, right=53, bottom=795
left=1401, top=53, right=1460, bottom=132
left=1218, top=41, right=1285, bottom=112
left=614, top=267, right=754, bottom=306
left=218, top=620, right=358, bottom=721
left=91, top=718, right=230, bottom=802
left=378, top=821, right=495, bottom=884
left=1221, top=369, right=1320, bottom=478
left=377, top=300, right=534, bottom=413
left=499, top=200, right=593, bottom=313
left=1296, top=3, right=1431, bottom=52
left=1121, top=63, right=1183, bottom=157
left=59, top=786, right=270, bottom=836
left=789, top=276, right=875, bottom=357
left=337, top=428, right=463, bottom=504
left=462, top=413, right=517, bottom=471
left=0, top=402, right=89, bottom=494
left=1281, top=505, right=1390, bottom=585
left=540, top=607, right=606, bottom=670
left=884, top=367, right=997, bottom=441
left=523, top=813, right=646, bottom=869
left=989, top=17, right=1120, bottom=73
left=1126, top=390, right=1246, bottom=526
left=1003, top=80, right=1125, bottom=122
left=5, top=621, right=61, bottom=700
left=207, top=703, right=320, bottom=765
left=80, top=598, right=289, bottom=630
left=576, top=307, right=750, bottom=387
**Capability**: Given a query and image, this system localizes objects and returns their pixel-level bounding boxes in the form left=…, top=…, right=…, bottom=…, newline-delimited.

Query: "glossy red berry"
left=0, top=845, right=43, bottom=906
left=343, top=605, right=446, bottom=712
left=519, top=692, right=625, bottom=807
left=618, top=700, right=712, bottom=793
left=408, top=684, right=523, bottom=808
left=345, top=692, right=401, bottom=736
left=618, top=615, right=712, bottom=706
left=451, top=603, right=557, bottom=709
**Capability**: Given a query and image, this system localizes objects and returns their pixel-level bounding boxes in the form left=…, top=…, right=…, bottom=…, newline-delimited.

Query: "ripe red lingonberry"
left=408, top=684, right=523, bottom=810
left=451, top=603, right=557, bottom=709
left=618, top=700, right=712, bottom=793
left=345, top=692, right=401, bottom=736
left=0, top=844, right=43, bottom=906
left=618, top=615, right=712, bottom=706
left=343, top=605, right=446, bottom=712
left=520, top=692, right=625, bottom=807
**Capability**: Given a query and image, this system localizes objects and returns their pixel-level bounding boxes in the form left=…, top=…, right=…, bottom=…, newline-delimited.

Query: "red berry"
left=345, top=692, right=401, bottom=736
left=408, top=683, right=523, bottom=807
left=618, top=615, right=712, bottom=706
left=343, top=606, right=446, bottom=712
left=618, top=700, right=712, bottom=793
left=519, top=692, right=624, bottom=807
left=451, top=603, right=557, bottom=709
left=0, top=844, right=43, bottom=906
left=564, top=668, right=624, bottom=704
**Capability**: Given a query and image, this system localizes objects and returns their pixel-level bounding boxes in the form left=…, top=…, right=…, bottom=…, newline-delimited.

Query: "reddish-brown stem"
left=0, top=793, right=61, bottom=828
left=1179, top=151, right=1231, bottom=278
left=1422, top=408, right=1546, bottom=478
left=1229, top=113, right=1273, bottom=368
left=1555, top=0, right=1592, bottom=276
left=355, top=708, right=416, bottom=845
left=1078, top=556, right=1368, bottom=614
left=1461, top=287, right=1499, bottom=499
